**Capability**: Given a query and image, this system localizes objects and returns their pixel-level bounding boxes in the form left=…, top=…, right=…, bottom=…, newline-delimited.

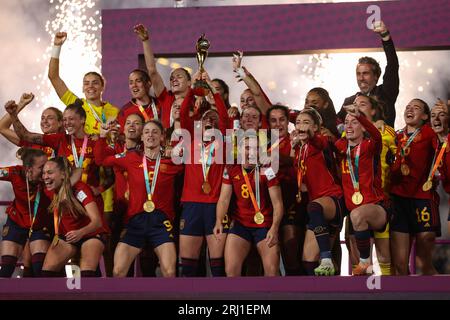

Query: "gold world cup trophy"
left=193, top=33, right=211, bottom=92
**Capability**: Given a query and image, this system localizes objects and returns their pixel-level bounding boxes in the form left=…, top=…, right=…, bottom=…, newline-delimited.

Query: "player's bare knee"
left=417, top=232, right=435, bottom=246
left=350, top=211, right=364, bottom=230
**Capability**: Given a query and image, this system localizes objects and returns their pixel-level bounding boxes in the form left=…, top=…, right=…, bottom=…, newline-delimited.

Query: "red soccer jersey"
left=118, top=98, right=160, bottom=131
left=0, top=166, right=51, bottom=230
left=179, top=89, right=230, bottom=203
left=101, top=151, right=184, bottom=223
left=180, top=142, right=225, bottom=203
left=390, top=124, right=436, bottom=199
left=269, top=136, right=297, bottom=210
left=295, top=134, right=343, bottom=201
left=43, top=133, right=99, bottom=187
left=223, top=165, right=279, bottom=228
left=335, top=115, right=384, bottom=211
left=44, top=181, right=108, bottom=237
left=19, top=140, right=55, bottom=159
left=270, top=136, right=295, bottom=182
left=157, top=87, right=175, bottom=129
left=94, top=137, right=133, bottom=206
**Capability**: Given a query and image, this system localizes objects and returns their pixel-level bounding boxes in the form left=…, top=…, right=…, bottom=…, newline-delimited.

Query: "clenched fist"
left=54, top=32, right=67, bottom=46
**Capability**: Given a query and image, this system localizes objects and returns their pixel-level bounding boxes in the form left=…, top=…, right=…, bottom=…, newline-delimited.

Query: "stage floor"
left=1, top=276, right=450, bottom=300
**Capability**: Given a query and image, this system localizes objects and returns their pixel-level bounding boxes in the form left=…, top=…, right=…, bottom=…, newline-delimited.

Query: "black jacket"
left=338, top=38, right=400, bottom=127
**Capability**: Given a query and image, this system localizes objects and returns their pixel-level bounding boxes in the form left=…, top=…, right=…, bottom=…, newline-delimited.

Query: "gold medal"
left=254, top=211, right=265, bottom=225
left=296, top=193, right=302, bottom=203
left=28, top=229, right=33, bottom=238
left=401, top=163, right=410, bottom=176
left=124, top=190, right=130, bottom=201
left=143, top=200, right=155, bottom=213
left=351, top=191, right=364, bottom=205
left=52, top=235, right=59, bottom=247
left=202, top=181, right=212, bottom=194
left=422, top=179, right=433, bottom=192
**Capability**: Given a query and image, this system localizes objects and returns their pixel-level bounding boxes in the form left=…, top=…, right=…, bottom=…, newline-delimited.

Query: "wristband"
left=234, top=67, right=246, bottom=81
left=51, top=45, right=61, bottom=59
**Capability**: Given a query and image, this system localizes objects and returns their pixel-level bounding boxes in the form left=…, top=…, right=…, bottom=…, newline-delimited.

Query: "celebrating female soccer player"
left=1, top=97, right=62, bottom=277
left=134, top=24, right=193, bottom=129
left=40, top=157, right=108, bottom=277
left=177, top=70, right=230, bottom=277
left=390, top=99, right=438, bottom=275
left=430, top=100, right=450, bottom=235
left=94, top=113, right=145, bottom=276
left=48, top=32, right=119, bottom=135
left=118, top=69, right=160, bottom=129
left=6, top=99, right=111, bottom=198
left=335, top=104, right=390, bottom=275
left=97, top=120, right=183, bottom=277
left=292, top=108, right=345, bottom=276
left=350, top=95, right=396, bottom=275
left=0, top=148, right=50, bottom=277
left=214, top=134, right=283, bottom=276
left=267, top=105, right=305, bottom=276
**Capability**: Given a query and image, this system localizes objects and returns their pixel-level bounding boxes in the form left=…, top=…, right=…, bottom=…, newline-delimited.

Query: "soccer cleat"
left=352, top=262, right=373, bottom=276
left=314, top=259, right=335, bottom=276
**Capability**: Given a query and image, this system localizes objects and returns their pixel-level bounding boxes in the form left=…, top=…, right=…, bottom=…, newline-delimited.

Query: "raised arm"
left=0, top=93, right=34, bottom=146
left=374, top=21, right=399, bottom=127
left=179, top=88, right=196, bottom=137
left=203, top=71, right=231, bottom=133
left=233, top=51, right=272, bottom=115
left=134, top=24, right=165, bottom=97
left=5, top=101, right=44, bottom=145
left=48, top=32, right=70, bottom=99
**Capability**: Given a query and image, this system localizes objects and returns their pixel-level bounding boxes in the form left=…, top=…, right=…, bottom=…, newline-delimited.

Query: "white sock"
left=360, top=258, right=370, bottom=264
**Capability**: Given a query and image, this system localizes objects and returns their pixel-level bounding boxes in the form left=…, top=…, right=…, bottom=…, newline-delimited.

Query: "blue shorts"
left=281, top=191, right=308, bottom=227
left=229, top=219, right=268, bottom=245
left=120, top=211, right=175, bottom=249
left=1, top=217, right=51, bottom=246
left=180, top=202, right=230, bottom=236
left=306, top=195, right=348, bottom=234
left=390, top=194, right=441, bottom=236
left=59, top=233, right=107, bottom=249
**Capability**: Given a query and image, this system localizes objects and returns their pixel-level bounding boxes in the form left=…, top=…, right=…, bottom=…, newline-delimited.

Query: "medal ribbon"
left=138, top=105, right=151, bottom=122
left=268, top=136, right=287, bottom=153
left=296, top=144, right=308, bottom=191
left=242, top=166, right=261, bottom=214
left=400, top=128, right=420, bottom=158
left=427, top=140, right=448, bottom=181
left=71, top=135, right=88, bottom=168
left=87, top=102, right=106, bottom=125
left=26, top=178, right=41, bottom=231
left=201, top=143, right=215, bottom=183
left=346, top=143, right=361, bottom=193
left=136, top=100, right=158, bottom=122
left=29, top=189, right=41, bottom=232
left=53, top=206, right=61, bottom=238
left=143, top=152, right=161, bottom=201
